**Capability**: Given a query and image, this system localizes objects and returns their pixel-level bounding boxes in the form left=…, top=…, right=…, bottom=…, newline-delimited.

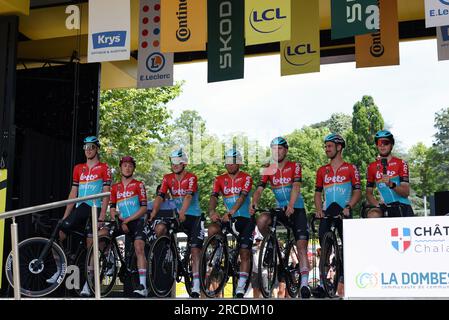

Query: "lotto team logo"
left=391, top=227, right=411, bottom=253
left=146, top=52, right=165, bottom=73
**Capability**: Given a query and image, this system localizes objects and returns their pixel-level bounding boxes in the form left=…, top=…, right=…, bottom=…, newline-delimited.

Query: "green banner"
left=331, top=0, right=379, bottom=39
left=207, top=0, right=244, bottom=83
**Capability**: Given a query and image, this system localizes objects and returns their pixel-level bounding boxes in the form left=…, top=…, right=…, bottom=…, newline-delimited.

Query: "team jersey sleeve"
left=72, top=165, right=80, bottom=187
left=186, top=174, right=198, bottom=195
left=293, top=162, right=302, bottom=183
left=109, top=184, right=117, bottom=208
left=366, top=164, right=376, bottom=188
left=241, top=175, right=253, bottom=196
left=138, top=182, right=148, bottom=206
left=211, top=177, right=221, bottom=198
left=315, top=167, right=324, bottom=192
left=158, top=175, right=170, bottom=199
left=102, top=164, right=112, bottom=186
left=351, top=165, right=362, bottom=190
left=399, top=160, right=410, bottom=183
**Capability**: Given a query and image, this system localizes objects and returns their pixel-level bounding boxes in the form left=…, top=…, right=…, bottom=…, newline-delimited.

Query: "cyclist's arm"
left=347, top=189, right=362, bottom=209
left=209, top=195, right=219, bottom=215
left=229, top=193, right=248, bottom=216
left=123, top=206, right=148, bottom=224
left=63, top=186, right=78, bottom=219
left=392, top=182, right=410, bottom=198
left=366, top=187, right=380, bottom=207
left=110, top=207, right=117, bottom=221
left=179, top=194, right=192, bottom=216
left=251, top=186, right=264, bottom=209
left=288, top=182, right=301, bottom=209
left=151, top=195, right=164, bottom=215
left=99, top=185, right=111, bottom=221
left=314, top=191, right=324, bottom=217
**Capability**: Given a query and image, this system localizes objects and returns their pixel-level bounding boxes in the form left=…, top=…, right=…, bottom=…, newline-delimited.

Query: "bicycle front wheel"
left=257, top=233, right=278, bottom=298
left=148, top=235, right=177, bottom=297
left=199, top=234, right=229, bottom=298
left=319, top=232, right=341, bottom=298
left=5, top=237, right=67, bottom=297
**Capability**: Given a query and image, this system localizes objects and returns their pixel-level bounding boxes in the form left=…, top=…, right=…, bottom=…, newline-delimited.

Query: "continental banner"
left=331, top=0, right=379, bottom=39
left=437, top=25, right=449, bottom=60
left=160, top=0, right=207, bottom=53
left=0, top=169, right=7, bottom=289
left=245, top=0, right=291, bottom=46
left=425, top=0, right=449, bottom=28
left=207, top=0, right=244, bottom=83
left=137, top=0, right=174, bottom=88
left=87, top=0, right=130, bottom=63
left=280, top=0, right=320, bottom=76
left=355, top=0, right=399, bottom=68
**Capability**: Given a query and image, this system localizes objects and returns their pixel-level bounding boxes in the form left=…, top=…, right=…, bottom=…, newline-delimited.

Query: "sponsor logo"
left=441, top=26, right=449, bottom=41
left=440, top=0, right=449, bottom=6
left=391, top=227, right=411, bottom=252
left=369, top=32, right=384, bottom=58
left=219, top=1, right=232, bottom=70
left=117, top=190, right=134, bottom=198
left=92, top=31, right=126, bottom=49
left=80, top=173, right=99, bottom=181
left=224, top=186, right=242, bottom=194
left=249, top=8, right=287, bottom=34
left=346, top=1, right=379, bottom=30
left=356, top=272, right=379, bottom=289
left=176, top=0, right=191, bottom=42
left=324, top=175, right=347, bottom=184
left=380, top=272, right=449, bottom=288
left=272, top=177, right=291, bottom=185
left=375, top=170, right=396, bottom=179
left=146, top=52, right=165, bottom=73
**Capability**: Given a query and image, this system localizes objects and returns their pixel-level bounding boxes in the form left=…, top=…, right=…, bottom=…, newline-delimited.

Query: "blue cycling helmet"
left=374, top=130, right=394, bottom=145
left=224, top=149, right=243, bottom=164
left=83, top=136, right=100, bottom=148
left=270, top=136, right=288, bottom=149
left=169, top=148, right=188, bottom=164
left=324, top=133, right=346, bottom=148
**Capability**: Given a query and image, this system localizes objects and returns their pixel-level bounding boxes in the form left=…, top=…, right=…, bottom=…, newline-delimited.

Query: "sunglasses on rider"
left=377, top=140, right=391, bottom=146
left=83, top=143, right=97, bottom=151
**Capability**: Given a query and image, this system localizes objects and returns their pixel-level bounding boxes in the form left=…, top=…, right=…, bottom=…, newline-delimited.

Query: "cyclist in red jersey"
left=208, top=149, right=255, bottom=298
left=250, top=137, right=312, bottom=299
left=110, top=156, right=148, bottom=296
left=150, top=149, right=204, bottom=298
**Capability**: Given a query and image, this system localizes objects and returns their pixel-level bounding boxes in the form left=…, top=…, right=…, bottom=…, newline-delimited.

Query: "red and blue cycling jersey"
left=315, top=162, right=361, bottom=210
left=110, top=179, right=147, bottom=219
left=367, top=157, right=411, bottom=205
left=158, top=172, right=201, bottom=217
left=258, top=161, right=304, bottom=209
left=211, top=171, right=253, bottom=218
left=72, top=162, right=111, bottom=208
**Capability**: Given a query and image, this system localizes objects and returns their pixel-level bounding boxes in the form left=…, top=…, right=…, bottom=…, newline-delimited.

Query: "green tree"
left=99, top=85, right=182, bottom=187
left=408, top=143, right=439, bottom=197
left=312, top=113, right=352, bottom=135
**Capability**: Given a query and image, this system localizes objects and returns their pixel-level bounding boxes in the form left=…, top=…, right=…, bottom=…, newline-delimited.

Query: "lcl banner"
left=437, top=25, right=449, bottom=60
left=245, top=0, right=291, bottom=46
left=280, top=0, right=320, bottom=76
left=355, top=0, right=399, bottom=68
left=88, top=0, right=131, bottom=63
left=331, top=0, right=379, bottom=39
left=207, top=0, right=244, bottom=83
left=137, top=0, right=174, bottom=88
left=160, top=0, right=207, bottom=53
left=425, top=0, right=449, bottom=28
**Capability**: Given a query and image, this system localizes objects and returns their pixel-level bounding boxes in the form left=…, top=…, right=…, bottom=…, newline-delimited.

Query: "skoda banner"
left=437, top=25, right=449, bottom=60
left=355, top=0, right=399, bottom=68
left=137, top=0, right=174, bottom=88
left=87, top=0, right=130, bottom=63
left=425, top=0, right=449, bottom=28
left=280, top=0, right=320, bottom=76
left=245, top=0, right=291, bottom=46
left=331, top=0, right=379, bottom=39
left=207, top=0, right=244, bottom=83
left=160, top=0, right=207, bottom=53
left=344, top=216, right=449, bottom=298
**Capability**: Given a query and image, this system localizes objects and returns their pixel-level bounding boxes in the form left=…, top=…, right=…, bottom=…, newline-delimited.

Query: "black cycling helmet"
left=324, top=133, right=346, bottom=148
left=374, top=130, right=395, bottom=145
left=119, top=155, right=136, bottom=167
left=83, top=136, right=100, bottom=148
left=270, top=136, right=289, bottom=149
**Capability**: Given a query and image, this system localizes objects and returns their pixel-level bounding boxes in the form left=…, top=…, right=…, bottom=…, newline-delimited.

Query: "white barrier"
left=344, top=216, right=449, bottom=298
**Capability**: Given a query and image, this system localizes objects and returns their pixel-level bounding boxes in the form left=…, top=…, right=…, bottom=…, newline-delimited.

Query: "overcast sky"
left=166, top=39, right=448, bottom=152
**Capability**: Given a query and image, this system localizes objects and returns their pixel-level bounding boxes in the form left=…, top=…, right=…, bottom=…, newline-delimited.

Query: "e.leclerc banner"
left=437, top=25, right=449, bottom=60
left=331, top=0, right=379, bottom=39
left=355, top=0, right=399, bottom=68
left=245, top=0, right=291, bottom=46
left=207, top=0, right=244, bottom=83
left=425, top=0, right=449, bottom=28
left=137, top=0, right=174, bottom=88
left=280, top=0, right=320, bottom=76
left=160, top=0, right=206, bottom=53
left=88, top=0, right=130, bottom=63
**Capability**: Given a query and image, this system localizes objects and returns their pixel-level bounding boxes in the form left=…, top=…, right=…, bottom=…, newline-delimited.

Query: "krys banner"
left=245, top=0, right=291, bottom=46
left=207, top=0, right=244, bottom=83
left=280, top=0, right=320, bottom=76
left=160, top=0, right=207, bottom=53
left=331, top=0, right=379, bottom=39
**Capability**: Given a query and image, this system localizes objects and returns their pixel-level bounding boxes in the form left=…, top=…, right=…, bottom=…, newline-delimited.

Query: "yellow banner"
left=281, top=0, right=320, bottom=76
left=160, top=0, right=207, bottom=53
left=245, top=0, right=291, bottom=46
left=0, top=169, right=7, bottom=289
left=355, top=0, right=399, bottom=68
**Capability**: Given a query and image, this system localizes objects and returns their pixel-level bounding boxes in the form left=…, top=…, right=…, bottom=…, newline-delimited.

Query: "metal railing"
left=0, top=192, right=110, bottom=300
